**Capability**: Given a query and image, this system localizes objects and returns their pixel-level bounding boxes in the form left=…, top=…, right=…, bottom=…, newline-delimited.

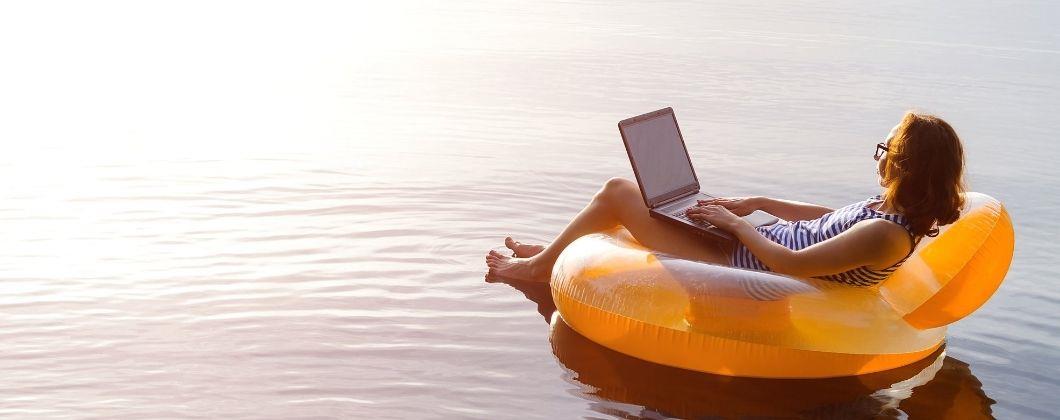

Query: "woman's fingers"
left=698, top=198, right=744, bottom=211
left=687, top=204, right=743, bottom=231
left=686, top=204, right=721, bottom=221
left=686, top=205, right=706, bottom=214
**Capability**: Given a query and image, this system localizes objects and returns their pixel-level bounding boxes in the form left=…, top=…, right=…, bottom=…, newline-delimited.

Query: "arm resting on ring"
left=732, top=218, right=911, bottom=278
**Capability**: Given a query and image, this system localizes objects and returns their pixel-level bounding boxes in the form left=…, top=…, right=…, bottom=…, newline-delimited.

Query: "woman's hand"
left=686, top=204, right=753, bottom=233
left=695, top=196, right=763, bottom=217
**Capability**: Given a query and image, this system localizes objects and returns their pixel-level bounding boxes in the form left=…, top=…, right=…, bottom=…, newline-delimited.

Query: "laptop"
left=618, top=107, right=778, bottom=241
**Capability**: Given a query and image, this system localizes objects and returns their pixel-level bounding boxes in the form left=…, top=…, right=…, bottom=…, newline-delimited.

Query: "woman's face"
left=877, top=123, right=901, bottom=187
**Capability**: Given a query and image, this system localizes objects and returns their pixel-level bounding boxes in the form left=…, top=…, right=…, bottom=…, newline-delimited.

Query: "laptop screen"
left=620, top=110, right=697, bottom=204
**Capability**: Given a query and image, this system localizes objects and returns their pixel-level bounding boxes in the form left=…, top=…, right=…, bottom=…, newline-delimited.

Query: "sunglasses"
left=874, top=142, right=889, bottom=161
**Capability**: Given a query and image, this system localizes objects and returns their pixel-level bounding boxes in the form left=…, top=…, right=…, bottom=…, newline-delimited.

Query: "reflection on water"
left=491, top=277, right=995, bottom=419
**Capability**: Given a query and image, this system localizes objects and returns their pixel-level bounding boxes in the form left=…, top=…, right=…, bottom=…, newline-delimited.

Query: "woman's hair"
left=879, top=112, right=966, bottom=238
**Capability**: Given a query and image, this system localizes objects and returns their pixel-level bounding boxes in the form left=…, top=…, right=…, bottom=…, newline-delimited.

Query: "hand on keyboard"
left=673, top=208, right=714, bottom=227
left=685, top=203, right=748, bottom=233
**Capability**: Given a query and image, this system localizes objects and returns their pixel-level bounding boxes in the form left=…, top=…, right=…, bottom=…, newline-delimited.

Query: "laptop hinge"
left=652, top=184, right=698, bottom=208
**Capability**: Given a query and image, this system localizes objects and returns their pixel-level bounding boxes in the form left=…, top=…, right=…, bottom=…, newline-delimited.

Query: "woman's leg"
left=487, top=177, right=732, bottom=281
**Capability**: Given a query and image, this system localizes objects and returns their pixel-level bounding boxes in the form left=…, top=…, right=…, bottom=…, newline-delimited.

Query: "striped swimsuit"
left=730, top=195, right=917, bottom=287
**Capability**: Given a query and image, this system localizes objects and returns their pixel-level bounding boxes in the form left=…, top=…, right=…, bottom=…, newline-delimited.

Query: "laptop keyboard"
left=670, top=206, right=715, bottom=227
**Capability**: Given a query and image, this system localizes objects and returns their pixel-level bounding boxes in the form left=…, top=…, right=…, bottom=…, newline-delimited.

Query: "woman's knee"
left=599, top=177, right=638, bottom=199
left=593, top=177, right=644, bottom=215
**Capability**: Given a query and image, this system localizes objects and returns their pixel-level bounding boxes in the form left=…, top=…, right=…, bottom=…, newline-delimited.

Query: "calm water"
left=1, top=1, right=1058, bottom=418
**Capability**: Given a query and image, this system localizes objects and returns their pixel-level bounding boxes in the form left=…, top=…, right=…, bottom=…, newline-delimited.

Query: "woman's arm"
left=731, top=220, right=909, bottom=277
left=699, top=197, right=833, bottom=221
left=755, top=197, right=834, bottom=221
left=688, top=206, right=911, bottom=278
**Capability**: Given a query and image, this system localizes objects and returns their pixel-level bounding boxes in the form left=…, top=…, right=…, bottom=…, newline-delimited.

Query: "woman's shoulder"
left=854, top=218, right=917, bottom=268
left=857, top=217, right=910, bottom=235
left=839, top=218, right=914, bottom=256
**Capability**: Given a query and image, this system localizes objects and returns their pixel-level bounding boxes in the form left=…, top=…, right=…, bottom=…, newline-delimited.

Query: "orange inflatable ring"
left=550, top=192, right=1014, bottom=378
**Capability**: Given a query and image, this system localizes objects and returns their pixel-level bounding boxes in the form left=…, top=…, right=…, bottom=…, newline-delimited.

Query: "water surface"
left=0, top=1, right=1058, bottom=418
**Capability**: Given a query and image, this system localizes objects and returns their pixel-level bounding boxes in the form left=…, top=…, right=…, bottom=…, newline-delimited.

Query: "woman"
left=486, top=112, right=966, bottom=286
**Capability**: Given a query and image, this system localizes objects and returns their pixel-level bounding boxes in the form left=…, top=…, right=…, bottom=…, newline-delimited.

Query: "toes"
left=486, top=250, right=509, bottom=267
left=504, top=236, right=516, bottom=249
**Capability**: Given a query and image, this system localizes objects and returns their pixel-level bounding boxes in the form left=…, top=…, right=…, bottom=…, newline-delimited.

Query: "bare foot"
left=485, top=250, right=550, bottom=282
left=504, top=236, right=545, bottom=258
